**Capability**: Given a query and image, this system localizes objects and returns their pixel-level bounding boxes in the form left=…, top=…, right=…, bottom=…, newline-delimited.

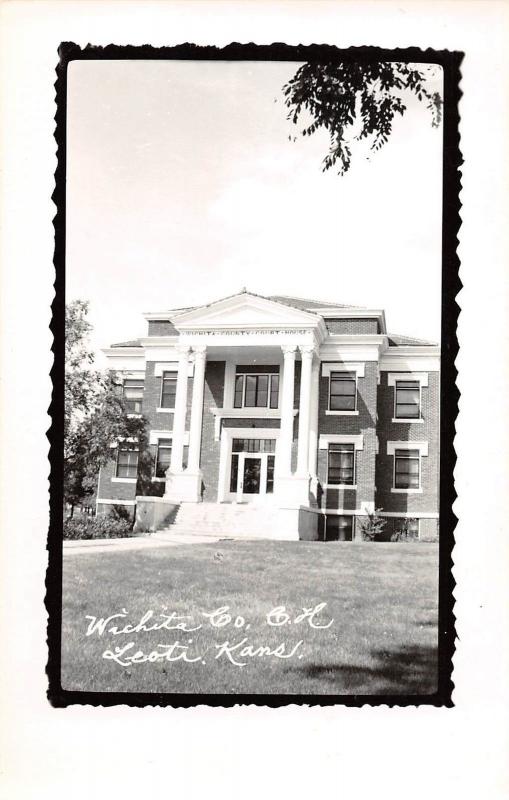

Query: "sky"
left=66, top=59, right=443, bottom=364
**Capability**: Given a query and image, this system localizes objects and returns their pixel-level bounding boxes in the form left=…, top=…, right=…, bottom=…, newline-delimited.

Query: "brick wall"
left=97, top=460, right=137, bottom=503
left=199, top=361, right=225, bottom=502
left=142, top=360, right=194, bottom=431
left=316, top=361, right=378, bottom=512
left=375, top=371, right=440, bottom=515
left=325, top=318, right=379, bottom=335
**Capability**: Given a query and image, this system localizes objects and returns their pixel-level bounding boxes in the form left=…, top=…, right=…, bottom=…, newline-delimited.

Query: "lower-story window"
left=397, top=517, right=419, bottom=540
left=116, top=443, right=139, bottom=478
left=155, top=439, right=172, bottom=478
left=266, top=455, right=275, bottom=494
left=325, top=515, right=354, bottom=542
left=327, top=443, right=355, bottom=485
left=394, top=448, right=420, bottom=489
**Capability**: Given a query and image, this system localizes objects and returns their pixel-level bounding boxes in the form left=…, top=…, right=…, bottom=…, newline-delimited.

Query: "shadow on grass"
left=285, top=644, right=438, bottom=695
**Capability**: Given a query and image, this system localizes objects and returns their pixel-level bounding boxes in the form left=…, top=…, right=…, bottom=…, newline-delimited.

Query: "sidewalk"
left=63, top=532, right=222, bottom=555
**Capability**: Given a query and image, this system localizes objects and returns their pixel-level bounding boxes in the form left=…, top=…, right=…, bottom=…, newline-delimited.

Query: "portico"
left=161, top=293, right=326, bottom=508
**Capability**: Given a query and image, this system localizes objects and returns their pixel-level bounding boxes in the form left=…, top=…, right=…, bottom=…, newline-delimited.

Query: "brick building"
left=97, top=291, right=440, bottom=542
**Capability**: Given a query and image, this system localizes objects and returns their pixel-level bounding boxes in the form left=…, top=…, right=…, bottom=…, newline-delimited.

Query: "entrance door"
left=242, top=457, right=261, bottom=494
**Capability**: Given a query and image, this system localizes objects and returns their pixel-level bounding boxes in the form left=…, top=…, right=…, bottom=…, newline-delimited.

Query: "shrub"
left=63, top=515, right=133, bottom=540
left=359, top=509, right=387, bottom=542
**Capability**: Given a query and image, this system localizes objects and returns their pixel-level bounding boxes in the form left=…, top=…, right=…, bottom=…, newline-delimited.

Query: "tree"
left=283, top=61, right=442, bottom=174
left=64, top=301, right=147, bottom=514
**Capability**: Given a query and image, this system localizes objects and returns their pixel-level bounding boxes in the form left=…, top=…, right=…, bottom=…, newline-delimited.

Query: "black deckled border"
left=48, top=42, right=462, bottom=709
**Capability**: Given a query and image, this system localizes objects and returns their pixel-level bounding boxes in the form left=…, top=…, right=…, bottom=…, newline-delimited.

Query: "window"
left=155, top=439, right=172, bottom=478
left=233, top=367, right=280, bottom=409
left=325, top=515, right=354, bottom=541
left=266, top=455, right=275, bottom=494
left=395, top=380, right=420, bottom=419
left=161, top=371, right=177, bottom=409
left=327, top=443, right=355, bottom=485
left=116, top=443, right=139, bottom=479
left=232, top=438, right=276, bottom=453
left=329, top=372, right=356, bottom=411
left=122, top=378, right=144, bottom=414
left=394, top=449, right=420, bottom=489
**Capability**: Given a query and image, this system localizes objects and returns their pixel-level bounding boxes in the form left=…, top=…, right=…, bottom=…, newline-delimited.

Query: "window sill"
left=151, top=477, right=166, bottom=483
left=391, top=418, right=423, bottom=424
left=325, top=484, right=357, bottom=490
left=127, top=413, right=143, bottom=419
left=156, top=407, right=175, bottom=413
left=111, top=477, right=137, bottom=484
left=391, top=488, right=423, bottom=494
left=325, top=410, right=359, bottom=416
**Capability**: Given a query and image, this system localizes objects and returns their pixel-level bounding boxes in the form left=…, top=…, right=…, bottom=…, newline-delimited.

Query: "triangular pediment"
left=171, top=292, right=321, bottom=330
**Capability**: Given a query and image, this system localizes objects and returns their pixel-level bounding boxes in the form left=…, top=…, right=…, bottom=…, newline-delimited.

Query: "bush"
left=63, top=515, right=134, bottom=540
left=359, top=509, right=387, bottom=541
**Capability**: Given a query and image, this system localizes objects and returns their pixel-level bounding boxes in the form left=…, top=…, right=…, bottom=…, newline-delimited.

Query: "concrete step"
left=158, top=501, right=282, bottom=539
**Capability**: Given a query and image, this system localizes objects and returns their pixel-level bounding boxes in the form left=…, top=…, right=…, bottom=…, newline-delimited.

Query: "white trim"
left=316, top=508, right=372, bottom=517
left=391, top=488, right=423, bottom=494
left=218, top=426, right=281, bottom=503
left=154, top=361, right=194, bottom=377
left=103, top=347, right=144, bottom=357
left=127, top=413, right=143, bottom=420
left=380, top=354, right=440, bottom=372
left=169, top=292, right=322, bottom=327
left=387, top=371, right=429, bottom=388
left=109, top=436, right=139, bottom=448
left=97, top=499, right=136, bottom=507
left=223, top=361, right=236, bottom=407
left=210, top=407, right=292, bottom=442
left=149, top=430, right=190, bottom=445
left=323, top=484, right=358, bottom=490
left=151, top=477, right=166, bottom=483
left=387, top=441, right=428, bottom=456
left=321, top=361, right=365, bottom=378
left=380, top=511, right=439, bottom=519
left=135, top=495, right=172, bottom=503
left=111, top=477, right=137, bottom=484
left=391, top=418, right=424, bottom=424
left=319, top=434, right=364, bottom=451
left=156, top=407, right=175, bottom=414
left=325, top=410, right=359, bottom=416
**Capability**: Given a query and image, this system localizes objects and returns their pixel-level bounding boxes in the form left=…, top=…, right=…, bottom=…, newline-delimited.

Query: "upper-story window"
left=116, top=442, right=139, bottom=479
left=394, top=448, right=420, bottom=489
left=161, top=371, right=178, bottom=409
left=122, top=378, right=144, bottom=414
left=394, top=380, right=420, bottom=419
left=233, top=366, right=279, bottom=409
left=329, top=372, right=356, bottom=412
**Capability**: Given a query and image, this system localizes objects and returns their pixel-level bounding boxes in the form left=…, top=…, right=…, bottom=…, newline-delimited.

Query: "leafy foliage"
left=64, top=300, right=148, bottom=511
left=63, top=515, right=133, bottom=540
left=283, top=61, right=442, bottom=174
left=359, top=508, right=387, bottom=542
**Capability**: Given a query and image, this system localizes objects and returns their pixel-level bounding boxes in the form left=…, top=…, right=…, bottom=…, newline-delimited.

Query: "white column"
left=170, top=344, right=190, bottom=472
left=187, top=345, right=207, bottom=472
left=297, top=345, right=315, bottom=475
left=308, top=355, right=320, bottom=477
left=278, top=345, right=297, bottom=475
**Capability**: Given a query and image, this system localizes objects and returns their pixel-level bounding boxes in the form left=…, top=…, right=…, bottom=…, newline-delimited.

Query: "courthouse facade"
left=96, top=291, right=440, bottom=541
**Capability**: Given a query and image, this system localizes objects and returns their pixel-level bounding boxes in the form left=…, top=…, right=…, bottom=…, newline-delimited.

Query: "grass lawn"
left=62, top=540, right=439, bottom=696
